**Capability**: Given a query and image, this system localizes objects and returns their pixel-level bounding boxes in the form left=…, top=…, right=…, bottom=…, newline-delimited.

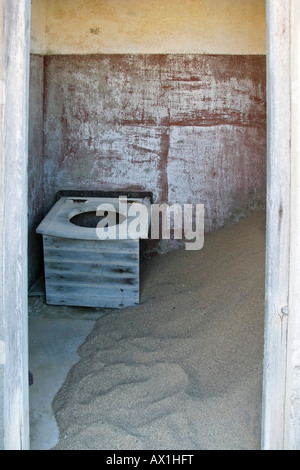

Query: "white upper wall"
left=31, top=0, right=266, bottom=55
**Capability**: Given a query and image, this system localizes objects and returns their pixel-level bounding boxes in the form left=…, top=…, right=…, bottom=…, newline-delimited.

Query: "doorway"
left=27, top=0, right=267, bottom=450
left=3, top=0, right=296, bottom=451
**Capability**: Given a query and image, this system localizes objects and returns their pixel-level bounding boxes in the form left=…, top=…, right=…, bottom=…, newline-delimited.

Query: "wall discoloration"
left=43, top=54, right=266, bottom=232
left=167, top=124, right=266, bottom=229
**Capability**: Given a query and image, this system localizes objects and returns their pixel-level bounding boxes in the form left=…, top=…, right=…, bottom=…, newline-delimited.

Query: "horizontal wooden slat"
left=45, top=280, right=138, bottom=293
left=46, top=292, right=139, bottom=309
left=44, top=243, right=138, bottom=255
left=43, top=235, right=139, bottom=252
left=44, top=259, right=138, bottom=272
left=43, top=249, right=139, bottom=263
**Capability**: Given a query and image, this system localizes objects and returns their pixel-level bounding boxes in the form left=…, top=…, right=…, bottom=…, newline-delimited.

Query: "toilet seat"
left=36, top=196, right=151, bottom=240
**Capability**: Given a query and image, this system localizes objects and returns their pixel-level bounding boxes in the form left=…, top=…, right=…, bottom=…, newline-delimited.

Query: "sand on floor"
left=52, top=211, right=266, bottom=450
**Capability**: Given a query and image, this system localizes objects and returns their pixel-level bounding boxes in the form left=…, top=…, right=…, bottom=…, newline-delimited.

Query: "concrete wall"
left=43, top=54, right=266, bottom=234
left=28, top=55, right=44, bottom=286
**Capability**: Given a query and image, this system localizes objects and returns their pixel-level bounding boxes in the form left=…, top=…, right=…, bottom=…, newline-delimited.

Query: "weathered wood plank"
left=44, top=252, right=139, bottom=266
left=46, top=291, right=139, bottom=309
left=45, top=270, right=138, bottom=284
left=44, top=248, right=139, bottom=263
left=44, top=236, right=139, bottom=253
left=45, top=280, right=139, bottom=293
left=262, top=0, right=291, bottom=450
left=1, top=0, right=31, bottom=450
left=284, top=0, right=300, bottom=450
left=44, top=258, right=139, bottom=270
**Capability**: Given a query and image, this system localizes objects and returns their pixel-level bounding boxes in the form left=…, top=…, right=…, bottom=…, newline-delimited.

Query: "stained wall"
left=44, top=54, right=266, bottom=228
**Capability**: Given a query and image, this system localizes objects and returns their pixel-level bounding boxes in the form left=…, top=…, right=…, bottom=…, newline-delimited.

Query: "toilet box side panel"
left=42, top=235, right=140, bottom=308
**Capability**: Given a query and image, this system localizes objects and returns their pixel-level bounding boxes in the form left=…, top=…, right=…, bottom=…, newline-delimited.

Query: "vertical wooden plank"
left=285, top=0, right=300, bottom=451
left=0, top=0, right=5, bottom=451
left=2, top=0, right=31, bottom=450
left=262, top=0, right=291, bottom=450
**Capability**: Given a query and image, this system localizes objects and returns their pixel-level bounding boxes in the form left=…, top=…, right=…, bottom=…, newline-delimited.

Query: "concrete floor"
left=28, top=293, right=106, bottom=450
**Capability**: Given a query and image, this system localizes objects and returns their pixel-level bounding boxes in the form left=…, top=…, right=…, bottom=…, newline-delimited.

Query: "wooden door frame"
left=262, top=0, right=300, bottom=450
left=0, top=0, right=30, bottom=450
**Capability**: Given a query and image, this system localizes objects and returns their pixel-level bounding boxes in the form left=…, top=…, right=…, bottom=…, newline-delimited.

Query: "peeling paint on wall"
left=43, top=54, right=266, bottom=234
